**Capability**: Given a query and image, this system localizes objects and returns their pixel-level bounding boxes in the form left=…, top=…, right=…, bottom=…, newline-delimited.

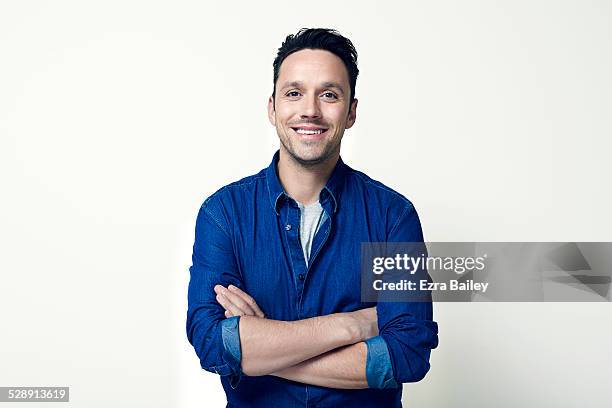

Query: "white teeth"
left=295, top=129, right=324, bottom=135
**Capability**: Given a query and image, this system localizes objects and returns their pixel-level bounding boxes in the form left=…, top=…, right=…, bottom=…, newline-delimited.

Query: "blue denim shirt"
left=187, top=151, right=439, bottom=408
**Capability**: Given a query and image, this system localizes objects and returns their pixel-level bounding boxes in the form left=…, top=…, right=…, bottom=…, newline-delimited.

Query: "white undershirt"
left=297, top=201, right=328, bottom=266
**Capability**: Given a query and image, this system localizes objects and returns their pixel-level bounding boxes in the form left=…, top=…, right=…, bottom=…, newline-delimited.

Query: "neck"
left=277, top=150, right=338, bottom=205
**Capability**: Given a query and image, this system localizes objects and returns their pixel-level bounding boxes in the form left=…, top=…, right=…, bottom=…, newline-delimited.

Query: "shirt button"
left=298, top=274, right=305, bottom=281
left=285, top=224, right=292, bottom=231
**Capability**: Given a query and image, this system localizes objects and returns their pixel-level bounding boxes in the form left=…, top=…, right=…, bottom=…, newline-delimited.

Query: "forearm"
left=271, top=342, right=368, bottom=389
left=239, top=313, right=363, bottom=376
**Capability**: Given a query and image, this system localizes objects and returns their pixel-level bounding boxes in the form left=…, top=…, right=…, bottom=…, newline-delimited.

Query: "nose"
left=300, top=93, right=321, bottom=119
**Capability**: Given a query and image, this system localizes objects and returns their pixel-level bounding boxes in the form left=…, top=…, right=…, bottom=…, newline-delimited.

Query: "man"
left=187, top=28, right=438, bottom=407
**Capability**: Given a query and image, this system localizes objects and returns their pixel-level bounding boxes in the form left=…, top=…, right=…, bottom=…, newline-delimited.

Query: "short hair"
left=272, top=28, right=359, bottom=103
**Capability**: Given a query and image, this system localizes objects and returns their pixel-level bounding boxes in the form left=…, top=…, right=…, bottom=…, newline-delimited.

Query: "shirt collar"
left=265, top=150, right=348, bottom=215
left=265, top=151, right=286, bottom=215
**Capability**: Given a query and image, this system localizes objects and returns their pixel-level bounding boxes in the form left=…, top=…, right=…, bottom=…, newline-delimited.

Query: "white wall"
left=1, top=1, right=610, bottom=407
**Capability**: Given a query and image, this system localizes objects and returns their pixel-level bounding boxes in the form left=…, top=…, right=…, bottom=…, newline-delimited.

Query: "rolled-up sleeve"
left=186, top=200, right=244, bottom=388
left=377, top=201, right=439, bottom=384
left=365, top=336, right=399, bottom=389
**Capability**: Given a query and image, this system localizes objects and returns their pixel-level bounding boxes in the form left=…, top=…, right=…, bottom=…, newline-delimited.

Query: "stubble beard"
left=278, top=127, right=342, bottom=168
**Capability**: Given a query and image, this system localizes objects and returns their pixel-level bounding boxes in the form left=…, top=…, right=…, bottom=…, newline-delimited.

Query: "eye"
left=286, top=90, right=301, bottom=97
left=322, top=92, right=338, bottom=100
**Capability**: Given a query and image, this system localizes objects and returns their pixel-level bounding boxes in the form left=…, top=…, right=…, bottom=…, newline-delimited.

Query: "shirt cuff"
left=220, top=316, right=243, bottom=389
left=365, top=336, right=399, bottom=389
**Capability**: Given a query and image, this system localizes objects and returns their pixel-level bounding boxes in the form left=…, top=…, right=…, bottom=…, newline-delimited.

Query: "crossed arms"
left=214, top=284, right=377, bottom=388
left=186, top=201, right=438, bottom=390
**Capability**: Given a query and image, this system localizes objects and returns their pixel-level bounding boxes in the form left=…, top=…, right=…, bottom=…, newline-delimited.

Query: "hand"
left=349, top=307, right=378, bottom=341
left=214, top=284, right=266, bottom=319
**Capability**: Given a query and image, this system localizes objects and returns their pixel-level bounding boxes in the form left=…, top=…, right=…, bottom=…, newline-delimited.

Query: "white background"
left=1, top=1, right=611, bottom=407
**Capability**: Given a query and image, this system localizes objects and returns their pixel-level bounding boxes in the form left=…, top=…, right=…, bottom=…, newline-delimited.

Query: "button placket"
left=283, top=204, right=308, bottom=314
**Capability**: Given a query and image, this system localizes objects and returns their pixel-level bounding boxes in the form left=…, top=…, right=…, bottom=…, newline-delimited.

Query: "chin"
left=289, top=150, right=333, bottom=166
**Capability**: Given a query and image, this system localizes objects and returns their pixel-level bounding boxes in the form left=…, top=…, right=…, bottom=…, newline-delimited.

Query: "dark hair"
left=272, top=28, right=359, bottom=103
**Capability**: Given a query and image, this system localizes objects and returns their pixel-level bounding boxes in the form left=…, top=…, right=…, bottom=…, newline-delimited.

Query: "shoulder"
left=198, top=167, right=267, bottom=220
left=344, top=165, right=416, bottom=211
left=342, top=164, right=423, bottom=240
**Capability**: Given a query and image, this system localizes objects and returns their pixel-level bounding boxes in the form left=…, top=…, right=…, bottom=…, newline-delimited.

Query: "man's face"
left=268, top=49, right=357, bottom=167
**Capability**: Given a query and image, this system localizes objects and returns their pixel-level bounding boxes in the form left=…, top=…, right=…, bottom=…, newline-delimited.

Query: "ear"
left=345, top=98, right=358, bottom=129
left=267, top=95, right=276, bottom=126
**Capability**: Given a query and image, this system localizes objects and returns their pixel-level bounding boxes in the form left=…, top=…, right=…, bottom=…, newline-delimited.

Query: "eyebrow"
left=280, top=81, right=345, bottom=95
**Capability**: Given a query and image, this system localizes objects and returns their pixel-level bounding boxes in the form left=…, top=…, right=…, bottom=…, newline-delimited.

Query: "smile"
left=291, top=127, right=329, bottom=135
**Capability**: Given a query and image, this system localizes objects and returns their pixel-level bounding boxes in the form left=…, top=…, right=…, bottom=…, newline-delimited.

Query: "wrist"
left=337, top=311, right=365, bottom=344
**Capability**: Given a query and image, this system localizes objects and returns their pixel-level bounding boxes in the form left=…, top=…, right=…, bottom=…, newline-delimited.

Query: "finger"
left=224, top=310, right=233, bottom=318
left=214, top=285, right=255, bottom=316
left=216, top=294, right=244, bottom=317
left=228, top=285, right=266, bottom=318
left=219, top=286, right=258, bottom=316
